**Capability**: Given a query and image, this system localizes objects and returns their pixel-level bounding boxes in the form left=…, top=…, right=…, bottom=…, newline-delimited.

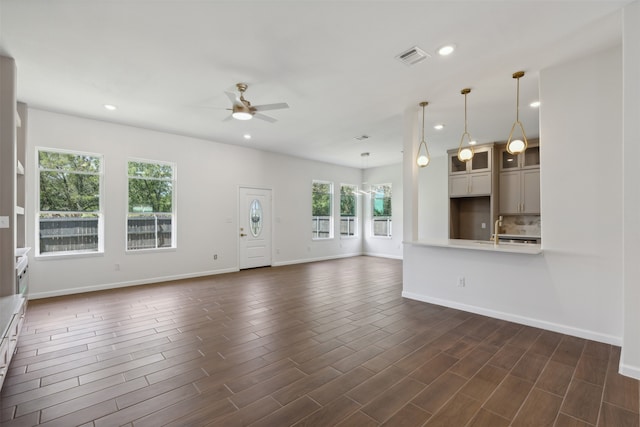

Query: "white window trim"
left=35, top=147, right=104, bottom=258
left=126, top=158, right=177, bottom=252
left=312, top=179, right=334, bottom=240
left=371, top=183, right=393, bottom=238
left=339, top=183, right=358, bottom=239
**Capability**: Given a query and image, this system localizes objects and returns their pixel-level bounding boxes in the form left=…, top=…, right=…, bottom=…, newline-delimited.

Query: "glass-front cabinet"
left=449, top=146, right=491, bottom=174
left=500, top=140, right=539, bottom=170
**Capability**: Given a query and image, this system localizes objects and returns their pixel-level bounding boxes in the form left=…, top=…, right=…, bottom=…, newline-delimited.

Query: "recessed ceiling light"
left=434, top=124, right=445, bottom=130
left=437, top=44, right=456, bottom=56
left=530, top=101, right=541, bottom=108
left=243, top=134, right=251, bottom=140
left=103, top=104, right=117, bottom=111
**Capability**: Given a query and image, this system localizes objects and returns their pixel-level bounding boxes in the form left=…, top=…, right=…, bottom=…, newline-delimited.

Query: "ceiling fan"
left=225, top=83, right=289, bottom=123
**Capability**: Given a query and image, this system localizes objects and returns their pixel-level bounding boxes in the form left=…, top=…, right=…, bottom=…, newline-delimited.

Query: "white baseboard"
left=619, top=362, right=640, bottom=380
left=28, top=267, right=239, bottom=300
left=362, top=251, right=403, bottom=260
left=401, top=291, right=622, bottom=346
left=272, top=252, right=363, bottom=267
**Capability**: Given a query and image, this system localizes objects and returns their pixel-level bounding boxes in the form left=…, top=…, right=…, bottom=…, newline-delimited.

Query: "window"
left=127, top=159, right=176, bottom=251
left=312, top=180, right=333, bottom=239
left=37, top=148, right=103, bottom=255
left=372, top=183, right=392, bottom=237
left=340, top=184, right=358, bottom=237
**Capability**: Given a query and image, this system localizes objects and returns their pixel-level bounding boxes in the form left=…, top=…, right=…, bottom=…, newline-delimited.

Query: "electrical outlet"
left=114, top=263, right=120, bottom=271
left=0, top=216, right=9, bottom=228
left=481, top=222, right=486, bottom=229
left=213, top=254, right=218, bottom=260
left=457, top=276, right=466, bottom=287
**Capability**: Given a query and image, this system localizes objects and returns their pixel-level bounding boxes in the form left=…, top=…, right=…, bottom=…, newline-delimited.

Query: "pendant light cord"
left=421, top=104, right=426, bottom=142
left=464, top=92, right=468, bottom=132
left=515, top=76, right=520, bottom=122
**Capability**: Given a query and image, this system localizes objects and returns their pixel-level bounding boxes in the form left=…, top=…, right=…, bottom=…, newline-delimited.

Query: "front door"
left=239, top=187, right=272, bottom=269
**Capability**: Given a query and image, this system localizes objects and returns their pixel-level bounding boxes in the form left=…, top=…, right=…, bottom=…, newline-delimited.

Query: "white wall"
left=25, top=109, right=364, bottom=298
left=418, top=155, right=449, bottom=241
left=403, top=46, right=624, bottom=346
left=622, top=0, right=640, bottom=378
left=362, top=163, right=403, bottom=259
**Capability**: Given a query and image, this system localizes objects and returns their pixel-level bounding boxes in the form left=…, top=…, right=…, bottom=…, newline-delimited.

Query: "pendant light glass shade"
left=457, top=88, right=474, bottom=162
left=506, top=71, right=528, bottom=155
left=416, top=101, right=430, bottom=168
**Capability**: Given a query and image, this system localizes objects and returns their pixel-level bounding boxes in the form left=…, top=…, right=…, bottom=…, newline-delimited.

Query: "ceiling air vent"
left=395, top=46, right=430, bottom=66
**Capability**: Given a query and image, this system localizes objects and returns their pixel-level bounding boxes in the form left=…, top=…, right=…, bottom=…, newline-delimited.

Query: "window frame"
left=126, top=158, right=177, bottom=253
left=311, top=180, right=334, bottom=240
left=339, top=183, right=358, bottom=238
left=35, top=147, right=105, bottom=258
left=371, top=183, right=392, bottom=238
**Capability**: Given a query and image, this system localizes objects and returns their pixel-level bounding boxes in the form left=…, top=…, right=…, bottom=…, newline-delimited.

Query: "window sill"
left=35, top=251, right=104, bottom=261
left=126, top=247, right=177, bottom=255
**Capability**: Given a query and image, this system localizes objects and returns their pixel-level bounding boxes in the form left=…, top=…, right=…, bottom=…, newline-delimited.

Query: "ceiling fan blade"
left=253, top=112, right=278, bottom=123
left=253, top=102, right=289, bottom=112
left=225, top=91, right=242, bottom=106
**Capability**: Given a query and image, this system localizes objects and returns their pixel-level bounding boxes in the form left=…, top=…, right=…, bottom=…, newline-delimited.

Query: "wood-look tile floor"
left=1, top=256, right=638, bottom=426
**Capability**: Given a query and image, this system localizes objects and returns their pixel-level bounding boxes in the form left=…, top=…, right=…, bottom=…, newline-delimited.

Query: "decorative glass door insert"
left=249, top=199, right=263, bottom=237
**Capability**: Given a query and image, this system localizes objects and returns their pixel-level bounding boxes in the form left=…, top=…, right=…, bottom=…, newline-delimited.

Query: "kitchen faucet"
left=493, top=216, right=503, bottom=247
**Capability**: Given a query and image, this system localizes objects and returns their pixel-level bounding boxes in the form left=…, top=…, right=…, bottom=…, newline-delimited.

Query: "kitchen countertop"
left=410, top=239, right=543, bottom=255
left=499, top=234, right=541, bottom=239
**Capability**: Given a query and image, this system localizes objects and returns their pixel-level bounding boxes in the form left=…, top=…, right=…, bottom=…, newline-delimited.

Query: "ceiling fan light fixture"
left=232, top=104, right=253, bottom=120
left=506, top=71, right=528, bottom=155
left=232, top=112, right=252, bottom=120
left=416, top=101, right=431, bottom=168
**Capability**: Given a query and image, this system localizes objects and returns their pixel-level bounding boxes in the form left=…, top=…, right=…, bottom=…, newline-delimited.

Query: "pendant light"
left=506, top=71, right=528, bottom=155
left=457, top=88, right=474, bottom=162
left=416, top=101, right=430, bottom=167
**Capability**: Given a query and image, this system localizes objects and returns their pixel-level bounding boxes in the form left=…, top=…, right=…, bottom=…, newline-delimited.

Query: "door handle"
left=240, top=233, right=247, bottom=237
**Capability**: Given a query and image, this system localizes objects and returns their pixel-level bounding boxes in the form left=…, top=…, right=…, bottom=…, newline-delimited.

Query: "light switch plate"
left=0, top=216, right=9, bottom=228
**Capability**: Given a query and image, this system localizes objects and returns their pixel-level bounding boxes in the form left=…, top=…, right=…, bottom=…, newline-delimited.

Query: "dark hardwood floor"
left=1, top=256, right=638, bottom=426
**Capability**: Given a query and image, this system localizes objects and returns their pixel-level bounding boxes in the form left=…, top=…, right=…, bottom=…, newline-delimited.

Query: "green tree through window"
left=372, top=184, right=392, bottom=237
left=37, top=149, right=103, bottom=255
left=312, top=181, right=333, bottom=239
left=340, top=184, right=357, bottom=236
left=127, top=160, right=176, bottom=250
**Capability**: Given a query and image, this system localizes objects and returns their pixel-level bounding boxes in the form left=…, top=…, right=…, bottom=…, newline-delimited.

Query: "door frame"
left=238, top=185, right=273, bottom=269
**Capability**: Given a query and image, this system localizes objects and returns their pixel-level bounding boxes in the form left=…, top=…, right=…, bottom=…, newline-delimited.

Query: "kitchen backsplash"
left=501, top=215, right=541, bottom=236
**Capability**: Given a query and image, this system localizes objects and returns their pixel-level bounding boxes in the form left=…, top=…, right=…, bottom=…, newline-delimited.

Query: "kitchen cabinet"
left=498, top=140, right=540, bottom=215
left=448, top=145, right=493, bottom=197
left=447, top=143, right=495, bottom=240
left=449, top=146, right=491, bottom=174
left=500, top=143, right=539, bottom=170
left=450, top=172, right=491, bottom=197
left=499, top=167, right=540, bottom=214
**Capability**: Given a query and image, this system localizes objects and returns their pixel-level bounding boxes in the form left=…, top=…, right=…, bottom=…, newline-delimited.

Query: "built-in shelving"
left=1, top=55, right=28, bottom=392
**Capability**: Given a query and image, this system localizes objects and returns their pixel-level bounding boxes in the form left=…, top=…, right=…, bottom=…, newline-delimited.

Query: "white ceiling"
left=0, top=1, right=628, bottom=168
